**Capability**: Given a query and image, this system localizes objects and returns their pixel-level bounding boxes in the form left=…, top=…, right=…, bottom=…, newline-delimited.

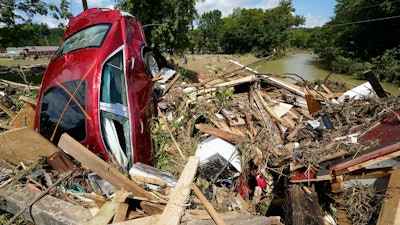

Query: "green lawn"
left=0, top=58, right=49, bottom=67
left=0, top=58, right=48, bottom=86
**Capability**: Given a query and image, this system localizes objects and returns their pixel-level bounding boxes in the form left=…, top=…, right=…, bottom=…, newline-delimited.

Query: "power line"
left=327, top=14, right=400, bottom=27
left=336, top=0, right=400, bottom=13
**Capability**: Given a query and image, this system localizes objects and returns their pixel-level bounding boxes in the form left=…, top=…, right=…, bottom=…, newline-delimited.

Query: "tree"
left=197, top=9, right=222, bottom=53
left=0, top=0, right=48, bottom=27
left=0, top=0, right=71, bottom=49
left=218, top=1, right=304, bottom=57
left=116, top=0, right=199, bottom=64
left=321, top=0, right=400, bottom=60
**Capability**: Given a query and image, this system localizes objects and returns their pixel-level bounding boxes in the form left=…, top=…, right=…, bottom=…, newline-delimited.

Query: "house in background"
left=6, top=46, right=59, bottom=59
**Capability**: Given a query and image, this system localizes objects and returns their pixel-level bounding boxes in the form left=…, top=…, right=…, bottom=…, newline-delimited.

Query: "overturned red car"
left=34, top=8, right=159, bottom=169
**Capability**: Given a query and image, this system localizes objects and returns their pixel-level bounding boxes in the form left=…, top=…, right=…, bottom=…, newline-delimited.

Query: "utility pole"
left=82, top=0, right=88, bottom=10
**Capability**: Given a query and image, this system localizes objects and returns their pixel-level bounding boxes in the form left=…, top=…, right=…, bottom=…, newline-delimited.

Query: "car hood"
left=42, top=48, right=102, bottom=88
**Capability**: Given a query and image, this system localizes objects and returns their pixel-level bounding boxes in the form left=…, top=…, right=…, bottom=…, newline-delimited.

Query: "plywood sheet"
left=0, top=127, right=58, bottom=165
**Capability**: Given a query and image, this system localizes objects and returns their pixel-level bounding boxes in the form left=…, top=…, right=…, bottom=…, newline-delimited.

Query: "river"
left=251, top=53, right=400, bottom=96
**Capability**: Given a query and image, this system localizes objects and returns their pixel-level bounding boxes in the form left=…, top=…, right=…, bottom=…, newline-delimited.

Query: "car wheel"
left=143, top=52, right=159, bottom=78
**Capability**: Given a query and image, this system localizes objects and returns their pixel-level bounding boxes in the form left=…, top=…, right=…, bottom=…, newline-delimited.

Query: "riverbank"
left=175, top=53, right=399, bottom=96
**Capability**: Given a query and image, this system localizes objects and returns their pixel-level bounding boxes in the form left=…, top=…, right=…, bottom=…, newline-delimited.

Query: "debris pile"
left=0, top=58, right=399, bottom=225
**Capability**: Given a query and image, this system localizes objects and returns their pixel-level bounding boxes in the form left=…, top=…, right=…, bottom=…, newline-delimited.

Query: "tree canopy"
left=192, top=1, right=305, bottom=57
left=116, top=0, right=198, bottom=62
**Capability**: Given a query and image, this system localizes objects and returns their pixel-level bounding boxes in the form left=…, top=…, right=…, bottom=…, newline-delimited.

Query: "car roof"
left=63, top=8, right=133, bottom=41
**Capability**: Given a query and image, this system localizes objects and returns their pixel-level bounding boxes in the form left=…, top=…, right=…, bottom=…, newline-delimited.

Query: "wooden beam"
left=163, top=74, right=181, bottom=95
left=19, top=96, right=37, bottom=107
left=0, top=102, right=15, bottom=119
left=331, top=140, right=400, bottom=173
left=58, top=133, right=153, bottom=199
left=346, top=150, right=400, bottom=173
left=255, top=89, right=285, bottom=125
left=195, top=124, right=244, bottom=144
left=156, top=156, right=199, bottom=225
left=377, top=169, right=400, bottom=225
left=191, top=183, right=226, bottom=225
left=85, top=201, right=119, bottom=225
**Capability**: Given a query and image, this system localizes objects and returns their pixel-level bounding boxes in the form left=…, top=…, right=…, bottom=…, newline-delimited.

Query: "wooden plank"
left=0, top=102, right=16, bottom=119
left=9, top=103, right=35, bottom=128
left=320, top=84, right=334, bottom=98
left=346, top=150, right=400, bottom=173
left=85, top=201, right=118, bottom=225
left=344, top=167, right=393, bottom=180
left=255, top=89, right=285, bottom=125
left=130, top=174, right=166, bottom=186
left=284, top=184, right=324, bottom=225
left=18, top=96, right=37, bottom=107
left=58, top=133, right=153, bottom=199
left=195, top=124, right=244, bottom=144
left=112, top=190, right=131, bottom=223
left=191, top=183, right=226, bottom=225
left=331, top=140, right=400, bottom=172
left=156, top=156, right=199, bottom=225
left=163, top=73, right=181, bottom=95
left=377, top=169, right=400, bottom=225
left=112, top=202, right=129, bottom=223
left=0, top=127, right=58, bottom=165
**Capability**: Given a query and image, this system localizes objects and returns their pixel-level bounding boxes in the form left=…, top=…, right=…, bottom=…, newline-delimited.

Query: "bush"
left=371, top=47, right=400, bottom=84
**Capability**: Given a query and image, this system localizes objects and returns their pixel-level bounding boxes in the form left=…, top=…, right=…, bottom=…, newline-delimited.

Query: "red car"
left=34, top=8, right=159, bottom=169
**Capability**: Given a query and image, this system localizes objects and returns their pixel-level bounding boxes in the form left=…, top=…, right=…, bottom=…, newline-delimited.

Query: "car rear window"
left=39, top=80, right=87, bottom=144
left=53, top=24, right=111, bottom=60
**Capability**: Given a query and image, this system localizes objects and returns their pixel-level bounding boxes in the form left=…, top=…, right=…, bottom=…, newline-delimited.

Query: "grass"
left=0, top=58, right=49, bottom=67
left=0, top=58, right=48, bottom=86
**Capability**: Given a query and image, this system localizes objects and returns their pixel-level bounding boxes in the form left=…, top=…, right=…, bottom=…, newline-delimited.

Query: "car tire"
left=143, top=51, right=159, bottom=78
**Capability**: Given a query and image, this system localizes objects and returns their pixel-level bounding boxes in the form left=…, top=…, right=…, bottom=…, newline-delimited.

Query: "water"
left=251, top=52, right=400, bottom=96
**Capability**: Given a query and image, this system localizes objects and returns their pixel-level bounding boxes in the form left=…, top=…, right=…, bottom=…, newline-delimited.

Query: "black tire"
left=143, top=51, right=159, bottom=78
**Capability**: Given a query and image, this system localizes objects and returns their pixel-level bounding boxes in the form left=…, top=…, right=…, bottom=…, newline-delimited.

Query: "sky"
left=35, top=0, right=337, bottom=28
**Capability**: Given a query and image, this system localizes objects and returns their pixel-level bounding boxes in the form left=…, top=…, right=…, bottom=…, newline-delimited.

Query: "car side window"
left=99, top=50, right=132, bottom=169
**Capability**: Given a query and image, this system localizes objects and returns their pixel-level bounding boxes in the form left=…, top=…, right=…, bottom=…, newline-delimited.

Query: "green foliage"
left=371, top=47, right=400, bottom=84
left=215, top=1, right=305, bottom=57
left=197, top=9, right=222, bottom=53
left=0, top=0, right=48, bottom=27
left=116, top=0, right=198, bottom=61
left=151, top=119, right=174, bottom=170
left=213, top=86, right=233, bottom=108
left=331, top=55, right=372, bottom=77
left=0, top=23, right=63, bottom=49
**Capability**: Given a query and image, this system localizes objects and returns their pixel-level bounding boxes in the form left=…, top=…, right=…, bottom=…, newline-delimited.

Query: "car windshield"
left=53, top=24, right=111, bottom=60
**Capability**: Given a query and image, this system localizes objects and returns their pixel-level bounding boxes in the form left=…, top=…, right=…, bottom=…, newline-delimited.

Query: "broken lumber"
left=9, top=102, right=35, bottom=128
left=0, top=102, right=16, bottom=119
left=163, top=73, right=182, bottom=95
left=156, top=156, right=200, bottom=225
left=346, top=150, right=400, bottom=173
left=331, top=140, right=400, bottom=173
left=58, top=133, right=153, bottom=199
left=85, top=201, right=119, bottom=225
left=195, top=123, right=245, bottom=144
left=19, top=95, right=37, bottom=107
left=284, top=184, right=324, bottom=225
left=255, top=89, right=285, bottom=125
left=191, top=183, right=226, bottom=225
left=0, top=127, right=58, bottom=165
left=377, top=169, right=400, bottom=225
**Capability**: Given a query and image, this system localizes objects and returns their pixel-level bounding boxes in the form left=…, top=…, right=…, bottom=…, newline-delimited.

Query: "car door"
left=99, top=46, right=133, bottom=169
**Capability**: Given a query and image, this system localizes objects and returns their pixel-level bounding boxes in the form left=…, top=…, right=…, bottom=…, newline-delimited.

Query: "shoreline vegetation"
left=1, top=53, right=399, bottom=96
